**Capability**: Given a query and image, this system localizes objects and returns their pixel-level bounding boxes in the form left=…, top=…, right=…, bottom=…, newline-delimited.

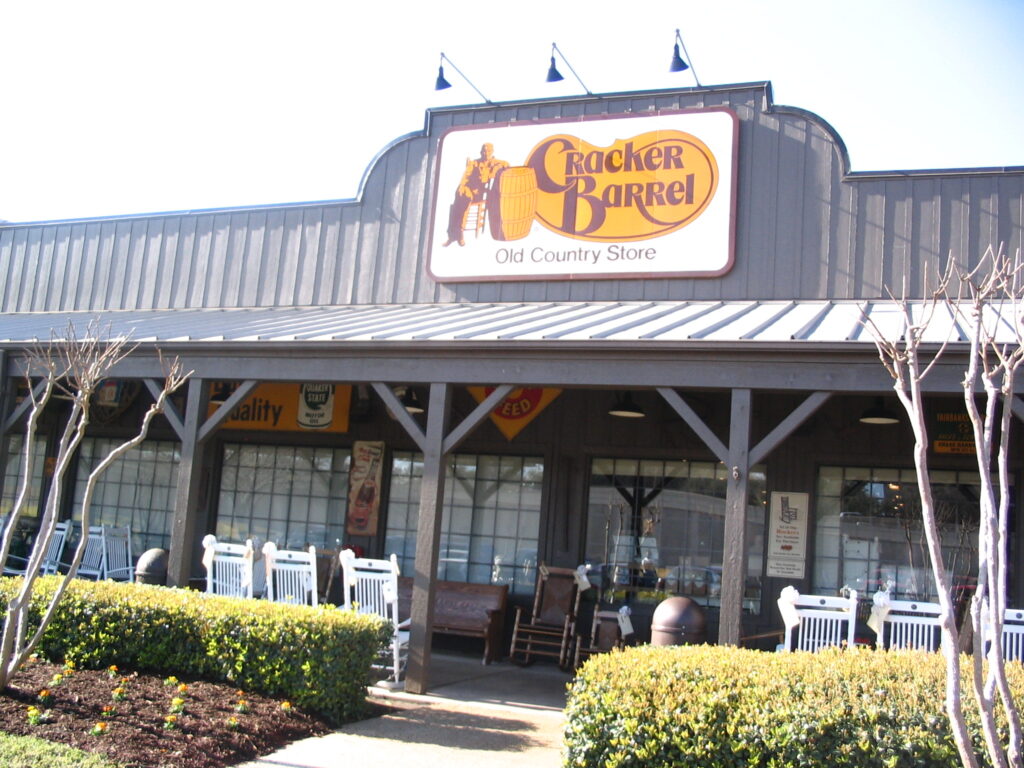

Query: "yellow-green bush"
left=565, top=644, right=1024, bottom=768
left=0, top=577, right=389, bottom=724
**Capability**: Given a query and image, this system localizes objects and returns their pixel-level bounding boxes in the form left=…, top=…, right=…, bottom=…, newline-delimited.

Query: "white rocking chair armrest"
left=396, top=617, right=411, bottom=630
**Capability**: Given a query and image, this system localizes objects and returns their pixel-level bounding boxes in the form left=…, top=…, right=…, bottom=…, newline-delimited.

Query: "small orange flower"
left=177, top=683, right=188, bottom=694
left=280, top=701, right=293, bottom=714
left=90, top=721, right=109, bottom=736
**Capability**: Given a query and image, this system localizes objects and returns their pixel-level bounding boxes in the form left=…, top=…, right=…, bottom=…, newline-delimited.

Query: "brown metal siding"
left=2, top=84, right=1022, bottom=312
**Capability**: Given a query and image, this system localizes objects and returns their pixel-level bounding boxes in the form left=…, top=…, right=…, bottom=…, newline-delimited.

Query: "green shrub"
left=0, top=577, right=390, bottom=724
left=565, top=644, right=1024, bottom=768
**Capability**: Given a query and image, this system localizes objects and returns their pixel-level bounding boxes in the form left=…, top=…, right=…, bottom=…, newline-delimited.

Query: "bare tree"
left=864, top=244, right=1023, bottom=768
left=0, top=321, right=189, bottom=688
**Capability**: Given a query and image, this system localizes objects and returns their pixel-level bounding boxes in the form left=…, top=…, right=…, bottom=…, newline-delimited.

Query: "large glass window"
left=1, top=435, right=46, bottom=520
left=216, top=443, right=349, bottom=550
left=584, top=458, right=767, bottom=614
left=384, top=452, right=543, bottom=595
left=72, top=438, right=181, bottom=553
left=814, top=466, right=986, bottom=605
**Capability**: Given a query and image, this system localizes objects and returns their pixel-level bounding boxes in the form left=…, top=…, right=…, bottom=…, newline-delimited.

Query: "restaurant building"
left=1, top=81, right=1023, bottom=692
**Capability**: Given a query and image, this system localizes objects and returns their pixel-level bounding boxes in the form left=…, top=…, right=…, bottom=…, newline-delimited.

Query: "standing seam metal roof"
left=0, top=300, right=1014, bottom=345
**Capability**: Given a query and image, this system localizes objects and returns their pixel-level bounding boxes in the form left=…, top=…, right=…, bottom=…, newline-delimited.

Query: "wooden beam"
left=749, top=392, right=831, bottom=466
left=198, top=380, right=258, bottom=444
left=657, top=387, right=728, bottom=463
left=718, top=389, right=751, bottom=646
left=442, top=384, right=513, bottom=454
left=371, top=383, right=426, bottom=452
left=404, top=383, right=451, bottom=696
left=2, top=379, right=48, bottom=435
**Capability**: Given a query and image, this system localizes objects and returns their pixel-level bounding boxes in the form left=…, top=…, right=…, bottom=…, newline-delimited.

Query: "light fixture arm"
left=550, top=42, right=592, bottom=96
left=674, top=29, right=702, bottom=87
left=438, top=52, right=492, bottom=104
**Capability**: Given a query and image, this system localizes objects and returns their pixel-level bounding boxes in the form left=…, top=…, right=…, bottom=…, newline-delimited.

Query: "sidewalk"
left=236, top=653, right=570, bottom=768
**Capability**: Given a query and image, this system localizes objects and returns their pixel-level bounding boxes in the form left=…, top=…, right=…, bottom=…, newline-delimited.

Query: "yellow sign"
left=467, top=387, right=561, bottom=441
left=526, top=130, right=718, bottom=242
left=209, top=382, right=351, bottom=433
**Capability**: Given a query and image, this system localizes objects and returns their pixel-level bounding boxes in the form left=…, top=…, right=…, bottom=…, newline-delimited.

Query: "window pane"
left=384, top=451, right=543, bottom=596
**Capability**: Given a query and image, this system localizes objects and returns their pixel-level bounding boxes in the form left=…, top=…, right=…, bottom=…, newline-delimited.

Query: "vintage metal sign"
left=427, top=109, right=737, bottom=282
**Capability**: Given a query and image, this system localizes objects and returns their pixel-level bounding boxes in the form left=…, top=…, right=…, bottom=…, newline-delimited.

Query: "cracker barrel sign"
left=428, top=109, right=737, bottom=282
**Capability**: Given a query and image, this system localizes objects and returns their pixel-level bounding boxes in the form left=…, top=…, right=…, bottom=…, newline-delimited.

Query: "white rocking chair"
left=871, top=590, right=943, bottom=651
left=74, top=525, right=108, bottom=580
left=1000, top=608, right=1024, bottom=662
left=777, top=586, right=858, bottom=652
left=202, top=535, right=256, bottom=598
left=262, top=542, right=318, bottom=607
left=339, top=550, right=409, bottom=685
left=3, top=520, right=70, bottom=576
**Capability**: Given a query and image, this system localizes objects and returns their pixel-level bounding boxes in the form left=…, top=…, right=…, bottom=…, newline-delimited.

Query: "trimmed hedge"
left=565, top=644, right=1024, bottom=768
left=0, top=576, right=390, bottom=724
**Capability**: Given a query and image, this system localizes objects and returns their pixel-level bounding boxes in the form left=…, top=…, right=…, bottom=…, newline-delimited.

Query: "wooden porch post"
left=166, top=377, right=208, bottom=588
left=405, top=383, right=451, bottom=695
left=718, top=388, right=751, bottom=646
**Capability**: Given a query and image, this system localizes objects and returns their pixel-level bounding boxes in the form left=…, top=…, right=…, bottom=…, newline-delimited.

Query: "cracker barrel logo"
left=526, top=130, right=718, bottom=241
left=429, top=109, right=736, bottom=282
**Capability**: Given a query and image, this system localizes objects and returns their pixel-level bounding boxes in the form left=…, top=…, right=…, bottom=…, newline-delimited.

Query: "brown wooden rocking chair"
left=509, top=563, right=582, bottom=669
left=573, top=609, right=625, bottom=669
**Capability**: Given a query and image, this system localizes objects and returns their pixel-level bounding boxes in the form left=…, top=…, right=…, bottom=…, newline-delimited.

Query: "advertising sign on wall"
left=933, top=411, right=975, bottom=455
left=208, top=382, right=351, bottom=433
left=427, top=109, right=737, bottom=282
left=466, top=386, right=562, bottom=440
left=347, top=441, right=384, bottom=536
left=766, top=492, right=809, bottom=579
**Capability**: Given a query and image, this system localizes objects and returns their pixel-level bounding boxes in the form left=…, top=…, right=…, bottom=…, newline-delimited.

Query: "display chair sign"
left=427, top=109, right=738, bottom=282
left=766, top=491, right=809, bottom=579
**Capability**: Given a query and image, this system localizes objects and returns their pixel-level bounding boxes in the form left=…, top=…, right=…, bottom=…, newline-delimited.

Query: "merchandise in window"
left=584, top=458, right=767, bottom=614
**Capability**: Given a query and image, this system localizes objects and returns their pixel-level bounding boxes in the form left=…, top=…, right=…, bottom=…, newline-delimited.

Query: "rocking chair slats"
left=202, top=535, right=256, bottom=599
left=263, top=542, right=318, bottom=607
left=778, top=589, right=858, bottom=652
left=3, top=520, right=70, bottom=576
left=509, top=563, right=582, bottom=669
left=339, top=550, right=409, bottom=685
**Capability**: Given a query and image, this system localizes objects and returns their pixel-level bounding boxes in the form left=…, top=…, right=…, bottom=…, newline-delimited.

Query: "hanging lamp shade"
left=546, top=55, right=564, bottom=83
left=669, top=42, right=689, bottom=72
left=435, top=65, right=452, bottom=91
left=608, top=392, right=645, bottom=419
left=859, top=397, right=899, bottom=425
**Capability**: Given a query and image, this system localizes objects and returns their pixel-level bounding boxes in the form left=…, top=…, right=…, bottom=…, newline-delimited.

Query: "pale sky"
left=1, top=0, right=1022, bottom=224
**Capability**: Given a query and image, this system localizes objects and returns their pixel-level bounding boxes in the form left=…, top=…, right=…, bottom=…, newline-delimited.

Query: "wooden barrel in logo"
left=488, top=166, right=537, bottom=241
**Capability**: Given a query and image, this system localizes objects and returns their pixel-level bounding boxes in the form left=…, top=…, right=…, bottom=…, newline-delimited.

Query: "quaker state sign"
left=427, top=108, right=737, bottom=282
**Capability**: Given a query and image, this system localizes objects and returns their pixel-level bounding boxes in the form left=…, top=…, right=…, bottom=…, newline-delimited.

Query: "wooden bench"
left=397, top=577, right=508, bottom=664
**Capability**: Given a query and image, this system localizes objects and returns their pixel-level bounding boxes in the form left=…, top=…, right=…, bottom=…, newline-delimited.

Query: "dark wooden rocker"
left=509, top=563, right=582, bottom=669
left=573, top=609, right=625, bottom=668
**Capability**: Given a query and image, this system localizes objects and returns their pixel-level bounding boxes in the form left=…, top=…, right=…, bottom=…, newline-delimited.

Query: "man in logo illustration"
left=443, top=142, right=508, bottom=247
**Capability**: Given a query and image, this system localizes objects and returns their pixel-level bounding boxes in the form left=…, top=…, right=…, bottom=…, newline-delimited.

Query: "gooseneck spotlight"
left=546, top=42, right=592, bottom=95
left=669, top=29, right=702, bottom=86
left=433, top=52, right=491, bottom=104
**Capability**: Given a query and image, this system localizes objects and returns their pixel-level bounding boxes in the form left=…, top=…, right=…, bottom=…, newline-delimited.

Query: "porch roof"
left=0, top=299, right=1006, bottom=346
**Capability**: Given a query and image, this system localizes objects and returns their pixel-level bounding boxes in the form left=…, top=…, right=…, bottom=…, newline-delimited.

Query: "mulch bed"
left=0, top=658, right=348, bottom=767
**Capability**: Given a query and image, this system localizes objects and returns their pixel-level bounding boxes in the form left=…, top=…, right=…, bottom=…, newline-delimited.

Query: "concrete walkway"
left=237, top=654, right=570, bottom=768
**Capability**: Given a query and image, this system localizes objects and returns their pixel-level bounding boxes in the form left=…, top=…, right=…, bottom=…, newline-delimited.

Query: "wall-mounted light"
left=669, top=28, right=702, bottom=86
left=546, top=42, right=592, bottom=95
left=608, top=392, right=645, bottom=419
left=859, top=397, right=899, bottom=425
left=434, top=52, right=491, bottom=104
